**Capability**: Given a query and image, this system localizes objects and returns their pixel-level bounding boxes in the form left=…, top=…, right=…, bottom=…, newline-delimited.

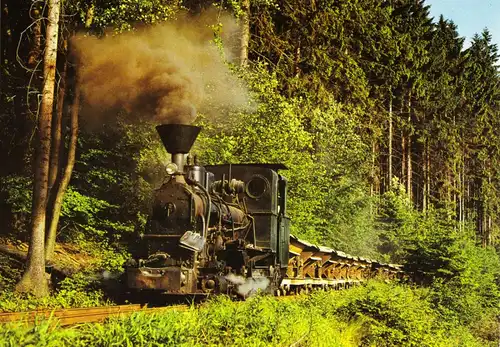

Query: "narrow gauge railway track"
left=0, top=304, right=188, bottom=326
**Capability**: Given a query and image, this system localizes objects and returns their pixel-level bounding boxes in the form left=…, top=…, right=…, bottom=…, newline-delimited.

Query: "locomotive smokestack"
left=156, top=124, right=201, bottom=173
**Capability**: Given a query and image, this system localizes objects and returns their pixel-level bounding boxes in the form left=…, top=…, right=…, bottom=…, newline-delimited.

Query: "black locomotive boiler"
left=126, top=124, right=403, bottom=297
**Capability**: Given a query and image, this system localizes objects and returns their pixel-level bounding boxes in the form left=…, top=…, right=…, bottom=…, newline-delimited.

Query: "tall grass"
left=0, top=282, right=493, bottom=347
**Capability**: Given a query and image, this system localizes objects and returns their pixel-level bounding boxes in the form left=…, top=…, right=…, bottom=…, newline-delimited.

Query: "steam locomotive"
left=125, top=124, right=401, bottom=296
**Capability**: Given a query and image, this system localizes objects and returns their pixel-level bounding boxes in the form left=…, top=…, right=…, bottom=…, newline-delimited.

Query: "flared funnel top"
left=156, top=124, right=201, bottom=154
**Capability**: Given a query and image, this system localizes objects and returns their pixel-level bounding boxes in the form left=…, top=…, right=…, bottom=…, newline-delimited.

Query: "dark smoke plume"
left=73, top=13, right=251, bottom=124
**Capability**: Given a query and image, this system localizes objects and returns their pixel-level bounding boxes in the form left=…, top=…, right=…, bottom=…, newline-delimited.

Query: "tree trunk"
left=462, top=152, right=466, bottom=228
left=458, top=169, right=462, bottom=230
left=446, top=169, right=453, bottom=206
left=400, top=96, right=406, bottom=187
left=482, top=163, right=492, bottom=247
left=370, top=139, right=379, bottom=196
left=401, top=132, right=406, bottom=186
left=16, top=0, right=60, bottom=297
left=239, top=0, right=250, bottom=67
left=486, top=167, right=492, bottom=246
left=427, top=147, right=431, bottom=205
left=45, top=75, right=80, bottom=261
left=45, top=1, right=93, bottom=261
left=370, top=140, right=374, bottom=196
left=45, top=38, right=67, bottom=239
left=47, top=39, right=68, bottom=193
left=388, top=93, right=393, bottom=189
left=422, top=140, right=427, bottom=212
left=458, top=159, right=463, bottom=231
left=406, top=93, right=412, bottom=201
left=487, top=216, right=492, bottom=246
left=466, top=178, right=470, bottom=223
left=476, top=176, right=483, bottom=244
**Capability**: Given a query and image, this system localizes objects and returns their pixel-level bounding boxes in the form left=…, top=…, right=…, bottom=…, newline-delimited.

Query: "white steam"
left=225, top=273, right=270, bottom=297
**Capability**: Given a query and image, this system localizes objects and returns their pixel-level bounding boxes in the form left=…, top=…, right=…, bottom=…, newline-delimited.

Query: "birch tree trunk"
left=45, top=4, right=93, bottom=261
left=16, top=0, right=60, bottom=297
left=239, top=0, right=250, bottom=67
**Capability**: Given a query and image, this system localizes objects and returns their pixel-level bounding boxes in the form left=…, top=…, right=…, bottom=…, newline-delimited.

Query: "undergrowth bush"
left=331, top=282, right=483, bottom=347
left=378, top=181, right=500, bottom=345
left=0, top=272, right=110, bottom=312
left=0, top=282, right=492, bottom=347
left=0, top=236, right=127, bottom=313
left=0, top=254, right=23, bottom=289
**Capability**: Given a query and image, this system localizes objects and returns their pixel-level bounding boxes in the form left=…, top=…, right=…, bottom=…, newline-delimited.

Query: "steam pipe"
left=172, top=153, right=185, bottom=173
left=194, top=181, right=211, bottom=241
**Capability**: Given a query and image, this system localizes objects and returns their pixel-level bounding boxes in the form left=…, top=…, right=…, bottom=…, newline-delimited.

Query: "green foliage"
left=332, top=282, right=485, bottom=347
left=429, top=243, right=500, bottom=326
left=0, top=241, right=124, bottom=312
left=378, top=179, right=449, bottom=263
left=0, top=176, right=32, bottom=214
left=0, top=172, right=138, bottom=245
left=378, top=181, right=500, bottom=338
left=218, top=0, right=279, bottom=19
left=0, top=321, right=78, bottom=347
left=61, top=187, right=118, bottom=236
left=0, top=273, right=109, bottom=312
left=91, top=241, right=130, bottom=272
left=0, top=293, right=356, bottom=346
left=68, top=0, right=183, bottom=34
left=0, top=283, right=491, bottom=346
left=0, top=254, right=23, bottom=290
left=195, top=64, right=377, bottom=256
left=1, top=1, right=499, bottom=342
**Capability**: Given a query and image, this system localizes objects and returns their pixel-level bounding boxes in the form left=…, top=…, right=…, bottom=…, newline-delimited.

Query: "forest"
left=0, top=0, right=499, bottom=345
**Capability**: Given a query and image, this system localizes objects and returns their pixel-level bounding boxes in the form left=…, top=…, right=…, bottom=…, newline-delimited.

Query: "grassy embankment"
left=0, top=281, right=494, bottom=347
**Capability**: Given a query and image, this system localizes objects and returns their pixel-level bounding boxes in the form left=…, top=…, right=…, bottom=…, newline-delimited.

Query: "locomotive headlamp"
left=165, top=162, right=178, bottom=175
